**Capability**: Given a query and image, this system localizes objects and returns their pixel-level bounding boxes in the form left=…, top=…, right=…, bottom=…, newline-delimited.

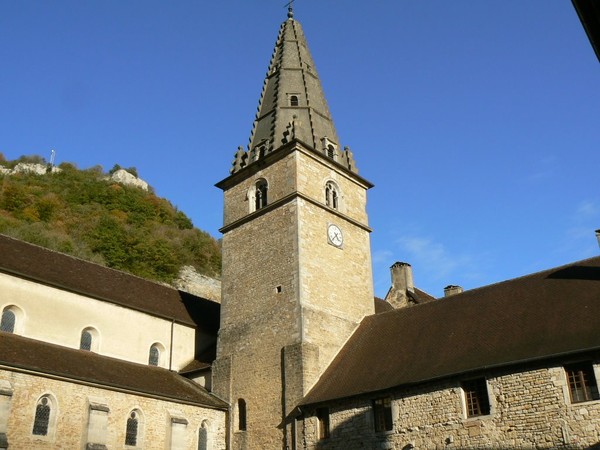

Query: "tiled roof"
left=302, top=256, right=600, bottom=405
left=0, top=332, right=227, bottom=409
left=0, top=234, right=220, bottom=327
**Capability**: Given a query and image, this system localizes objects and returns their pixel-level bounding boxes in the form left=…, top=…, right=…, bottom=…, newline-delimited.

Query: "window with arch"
left=237, top=399, right=247, bottom=431
left=198, top=420, right=210, bottom=450
left=148, top=343, right=163, bottom=366
left=32, top=394, right=55, bottom=437
left=290, top=95, right=299, bottom=107
left=79, top=327, right=99, bottom=352
left=125, top=410, right=141, bottom=446
left=325, top=181, right=339, bottom=210
left=0, top=308, right=16, bottom=333
left=255, top=179, right=268, bottom=211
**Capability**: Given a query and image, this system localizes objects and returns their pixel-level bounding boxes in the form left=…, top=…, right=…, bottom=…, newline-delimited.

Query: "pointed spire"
left=229, top=13, right=359, bottom=175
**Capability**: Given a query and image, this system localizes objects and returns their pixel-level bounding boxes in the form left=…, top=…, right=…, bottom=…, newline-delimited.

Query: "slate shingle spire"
left=229, top=11, right=358, bottom=174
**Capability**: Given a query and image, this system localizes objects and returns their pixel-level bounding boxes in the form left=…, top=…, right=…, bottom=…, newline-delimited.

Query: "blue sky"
left=1, top=1, right=599, bottom=298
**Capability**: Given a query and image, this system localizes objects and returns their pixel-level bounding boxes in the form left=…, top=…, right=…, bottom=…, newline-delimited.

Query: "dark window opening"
left=325, top=182, right=339, bottom=210
left=317, top=407, right=330, bottom=439
left=32, top=397, right=51, bottom=436
left=80, top=330, right=92, bottom=351
left=0, top=309, right=15, bottom=333
left=327, top=145, right=335, bottom=159
left=125, top=411, right=139, bottom=446
left=372, top=397, right=392, bottom=432
left=198, top=425, right=208, bottom=450
left=149, top=345, right=160, bottom=366
left=566, top=362, right=600, bottom=403
left=255, top=180, right=268, bottom=210
left=290, top=95, right=299, bottom=106
left=462, top=378, right=490, bottom=417
left=238, top=399, right=247, bottom=431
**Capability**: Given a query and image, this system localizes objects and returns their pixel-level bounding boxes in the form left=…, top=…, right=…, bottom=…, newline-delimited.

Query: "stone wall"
left=0, top=369, right=226, bottom=450
left=301, top=361, right=600, bottom=449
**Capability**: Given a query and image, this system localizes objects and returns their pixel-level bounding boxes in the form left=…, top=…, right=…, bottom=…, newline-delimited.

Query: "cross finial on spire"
left=285, top=0, right=294, bottom=18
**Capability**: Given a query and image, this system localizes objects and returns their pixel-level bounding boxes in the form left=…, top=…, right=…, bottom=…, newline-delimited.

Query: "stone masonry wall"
left=302, top=362, right=600, bottom=449
left=1, top=368, right=226, bottom=450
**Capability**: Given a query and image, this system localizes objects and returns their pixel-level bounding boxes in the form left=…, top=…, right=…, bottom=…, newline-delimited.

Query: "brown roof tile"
left=302, top=256, right=600, bottom=405
left=0, top=332, right=227, bottom=409
left=0, top=234, right=220, bottom=328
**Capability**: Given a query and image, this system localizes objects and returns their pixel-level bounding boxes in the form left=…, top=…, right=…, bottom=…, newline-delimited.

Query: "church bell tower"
left=213, top=7, right=375, bottom=449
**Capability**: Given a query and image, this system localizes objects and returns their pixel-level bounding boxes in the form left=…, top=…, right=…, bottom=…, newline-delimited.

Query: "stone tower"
left=213, top=8, right=375, bottom=449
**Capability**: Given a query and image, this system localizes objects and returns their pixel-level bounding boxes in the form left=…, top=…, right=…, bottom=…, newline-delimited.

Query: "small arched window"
left=1, top=308, right=16, bottom=333
left=32, top=396, right=52, bottom=436
left=125, top=410, right=139, bottom=446
left=255, top=179, right=268, bottom=211
left=238, top=399, right=247, bottom=431
left=290, top=95, right=299, bottom=107
left=80, top=330, right=92, bottom=351
left=325, top=181, right=339, bottom=210
left=198, top=420, right=209, bottom=450
left=148, top=344, right=161, bottom=366
left=80, top=327, right=99, bottom=352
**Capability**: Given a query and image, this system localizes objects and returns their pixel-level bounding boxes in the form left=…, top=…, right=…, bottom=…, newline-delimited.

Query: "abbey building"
left=1, top=8, right=600, bottom=450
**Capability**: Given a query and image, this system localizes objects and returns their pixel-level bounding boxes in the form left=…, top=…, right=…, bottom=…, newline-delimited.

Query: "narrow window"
left=148, top=344, right=160, bottom=366
left=198, top=421, right=209, bottom=450
left=80, top=330, right=92, bottom=351
left=327, top=145, right=335, bottom=159
left=372, top=397, right=392, bottom=432
left=32, top=396, right=51, bottom=436
left=125, top=411, right=139, bottom=446
left=325, top=182, right=339, bottom=210
left=290, top=95, right=299, bottom=107
left=462, top=378, right=490, bottom=417
left=566, top=362, right=600, bottom=403
left=316, top=407, right=330, bottom=440
left=0, top=309, right=15, bottom=333
left=255, top=180, right=268, bottom=210
left=238, top=399, right=247, bottom=431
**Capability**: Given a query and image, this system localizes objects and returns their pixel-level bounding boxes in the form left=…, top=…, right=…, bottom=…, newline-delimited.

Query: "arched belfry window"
left=1, top=308, right=16, bottom=333
left=325, top=181, right=339, bottom=210
left=290, top=95, right=299, bottom=107
left=255, top=179, right=268, bottom=211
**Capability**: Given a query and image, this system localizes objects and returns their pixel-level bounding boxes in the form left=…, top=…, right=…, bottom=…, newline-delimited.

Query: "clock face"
left=327, top=224, right=343, bottom=247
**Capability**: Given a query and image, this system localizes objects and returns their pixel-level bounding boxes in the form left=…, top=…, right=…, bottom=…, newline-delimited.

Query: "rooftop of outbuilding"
left=302, top=255, right=600, bottom=405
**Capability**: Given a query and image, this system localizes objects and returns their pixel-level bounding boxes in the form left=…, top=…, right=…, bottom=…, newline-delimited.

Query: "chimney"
left=596, top=229, right=600, bottom=249
left=444, top=285, right=464, bottom=297
left=390, top=262, right=414, bottom=293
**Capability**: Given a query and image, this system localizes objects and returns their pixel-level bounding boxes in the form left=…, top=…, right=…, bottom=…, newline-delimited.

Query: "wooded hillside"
left=0, top=154, right=221, bottom=284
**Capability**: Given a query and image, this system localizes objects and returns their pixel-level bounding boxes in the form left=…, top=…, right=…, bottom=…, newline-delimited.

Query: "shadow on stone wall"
left=311, top=406, right=600, bottom=450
